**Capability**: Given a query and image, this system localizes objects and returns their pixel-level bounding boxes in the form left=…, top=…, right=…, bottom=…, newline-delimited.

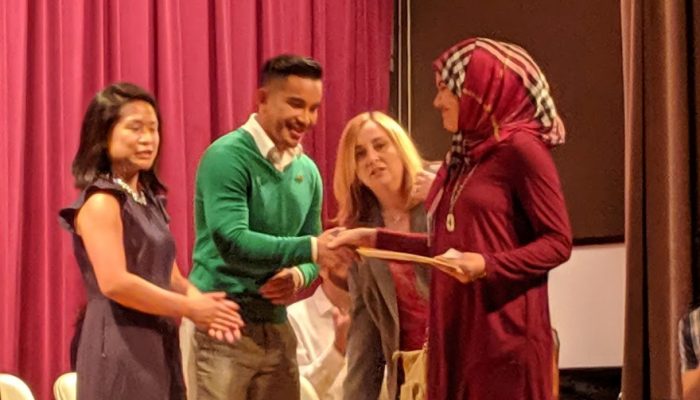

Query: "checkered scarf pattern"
left=425, top=38, right=566, bottom=245
left=433, top=37, right=565, bottom=170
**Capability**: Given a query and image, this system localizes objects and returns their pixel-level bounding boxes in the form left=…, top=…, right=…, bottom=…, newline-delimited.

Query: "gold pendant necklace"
left=445, top=163, right=478, bottom=233
left=445, top=213, right=456, bottom=232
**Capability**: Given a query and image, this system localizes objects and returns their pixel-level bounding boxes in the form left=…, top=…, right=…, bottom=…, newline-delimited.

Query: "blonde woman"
left=333, top=111, right=433, bottom=400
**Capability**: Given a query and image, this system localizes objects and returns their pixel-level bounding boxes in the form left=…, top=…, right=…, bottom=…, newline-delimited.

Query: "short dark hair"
left=71, top=82, right=166, bottom=193
left=259, top=54, right=323, bottom=86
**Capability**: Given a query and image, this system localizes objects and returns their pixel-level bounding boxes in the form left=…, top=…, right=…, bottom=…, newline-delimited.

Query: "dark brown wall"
left=404, top=0, right=624, bottom=241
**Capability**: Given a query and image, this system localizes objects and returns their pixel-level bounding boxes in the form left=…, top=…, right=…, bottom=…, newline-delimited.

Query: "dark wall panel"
left=406, top=0, right=624, bottom=241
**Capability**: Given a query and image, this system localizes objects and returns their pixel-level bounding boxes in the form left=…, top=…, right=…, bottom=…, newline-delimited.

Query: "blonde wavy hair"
left=333, top=111, right=424, bottom=227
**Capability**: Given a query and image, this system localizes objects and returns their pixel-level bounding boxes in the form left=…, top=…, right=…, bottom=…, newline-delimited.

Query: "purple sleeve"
left=58, top=179, right=126, bottom=233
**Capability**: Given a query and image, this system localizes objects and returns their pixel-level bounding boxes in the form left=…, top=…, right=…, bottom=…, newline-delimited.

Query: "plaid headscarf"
left=426, top=38, right=566, bottom=244
left=433, top=37, right=565, bottom=170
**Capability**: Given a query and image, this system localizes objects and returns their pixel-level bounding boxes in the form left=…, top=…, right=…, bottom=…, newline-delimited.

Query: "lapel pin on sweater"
left=295, top=174, right=304, bottom=183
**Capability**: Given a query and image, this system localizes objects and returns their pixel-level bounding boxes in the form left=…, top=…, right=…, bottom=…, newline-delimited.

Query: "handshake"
left=196, top=228, right=380, bottom=345
left=315, top=227, right=378, bottom=288
left=258, top=227, right=378, bottom=303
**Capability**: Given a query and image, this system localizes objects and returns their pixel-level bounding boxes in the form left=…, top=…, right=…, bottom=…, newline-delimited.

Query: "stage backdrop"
left=0, top=1, right=392, bottom=399
left=396, top=0, right=625, bottom=243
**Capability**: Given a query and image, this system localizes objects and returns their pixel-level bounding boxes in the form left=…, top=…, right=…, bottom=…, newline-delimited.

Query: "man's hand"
left=317, top=229, right=357, bottom=289
left=410, top=169, right=437, bottom=203
left=332, top=307, right=351, bottom=355
left=259, top=268, right=299, bottom=305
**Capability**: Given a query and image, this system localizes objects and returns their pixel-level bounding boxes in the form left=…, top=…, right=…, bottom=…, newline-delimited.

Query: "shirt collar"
left=311, top=285, right=335, bottom=317
left=241, top=113, right=303, bottom=159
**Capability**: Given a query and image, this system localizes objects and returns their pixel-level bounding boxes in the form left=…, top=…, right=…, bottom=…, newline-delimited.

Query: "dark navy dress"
left=60, top=178, right=185, bottom=400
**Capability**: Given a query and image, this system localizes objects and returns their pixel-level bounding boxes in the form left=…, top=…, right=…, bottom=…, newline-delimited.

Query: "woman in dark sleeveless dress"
left=59, top=83, right=244, bottom=400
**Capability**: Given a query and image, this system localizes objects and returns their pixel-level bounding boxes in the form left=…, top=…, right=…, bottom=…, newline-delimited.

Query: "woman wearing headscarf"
left=329, top=38, right=572, bottom=399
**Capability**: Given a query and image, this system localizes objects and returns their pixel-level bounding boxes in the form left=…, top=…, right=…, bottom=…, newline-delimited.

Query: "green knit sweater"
left=189, top=128, right=322, bottom=323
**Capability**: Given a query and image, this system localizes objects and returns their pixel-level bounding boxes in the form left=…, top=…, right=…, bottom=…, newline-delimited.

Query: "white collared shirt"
left=288, top=287, right=347, bottom=400
left=241, top=113, right=302, bottom=172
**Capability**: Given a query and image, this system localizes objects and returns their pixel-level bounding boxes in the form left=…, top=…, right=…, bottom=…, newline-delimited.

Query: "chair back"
left=0, top=373, right=36, bottom=400
left=52, top=372, right=77, bottom=400
left=300, top=375, right=320, bottom=400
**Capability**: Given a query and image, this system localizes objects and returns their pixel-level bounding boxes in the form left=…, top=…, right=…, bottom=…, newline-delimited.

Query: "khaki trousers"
left=181, top=319, right=299, bottom=400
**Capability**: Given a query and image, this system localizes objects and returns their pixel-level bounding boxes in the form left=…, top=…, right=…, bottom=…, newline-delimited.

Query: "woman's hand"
left=186, top=292, right=244, bottom=343
left=327, top=228, right=378, bottom=250
left=435, top=248, right=487, bottom=281
left=207, top=326, right=242, bottom=344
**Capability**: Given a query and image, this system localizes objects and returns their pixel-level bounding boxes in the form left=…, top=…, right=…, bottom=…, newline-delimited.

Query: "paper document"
left=356, top=247, right=472, bottom=283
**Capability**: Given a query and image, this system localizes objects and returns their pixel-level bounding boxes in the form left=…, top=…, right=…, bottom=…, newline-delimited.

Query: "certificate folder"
left=356, top=247, right=472, bottom=283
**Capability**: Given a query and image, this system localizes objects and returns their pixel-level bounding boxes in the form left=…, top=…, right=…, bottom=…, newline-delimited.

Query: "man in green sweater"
left=183, top=55, right=350, bottom=400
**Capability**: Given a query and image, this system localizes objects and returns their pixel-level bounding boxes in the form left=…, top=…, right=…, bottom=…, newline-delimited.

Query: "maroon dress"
left=377, top=133, right=572, bottom=399
left=59, top=178, right=185, bottom=400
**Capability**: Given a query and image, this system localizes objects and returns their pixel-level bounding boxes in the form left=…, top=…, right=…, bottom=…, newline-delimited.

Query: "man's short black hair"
left=259, top=54, right=323, bottom=86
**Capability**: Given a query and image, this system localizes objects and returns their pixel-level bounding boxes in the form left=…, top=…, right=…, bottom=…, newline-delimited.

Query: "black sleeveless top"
left=59, top=178, right=184, bottom=400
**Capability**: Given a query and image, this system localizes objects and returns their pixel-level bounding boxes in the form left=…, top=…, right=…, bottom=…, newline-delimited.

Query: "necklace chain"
left=445, top=163, right=478, bottom=232
left=382, top=210, right=406, bottom=224
left=112, top=177, right=147, bottom=205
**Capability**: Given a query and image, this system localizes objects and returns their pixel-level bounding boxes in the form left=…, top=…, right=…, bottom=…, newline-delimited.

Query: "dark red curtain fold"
left=620, top=0, right=699, bottom=399
left=0, top=1, right=392, bottom=399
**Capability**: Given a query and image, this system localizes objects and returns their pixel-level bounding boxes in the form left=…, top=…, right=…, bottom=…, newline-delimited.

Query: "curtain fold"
left=0, top=1, right=393, bottom=399
left=620, top=1, right=699, bottom=399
